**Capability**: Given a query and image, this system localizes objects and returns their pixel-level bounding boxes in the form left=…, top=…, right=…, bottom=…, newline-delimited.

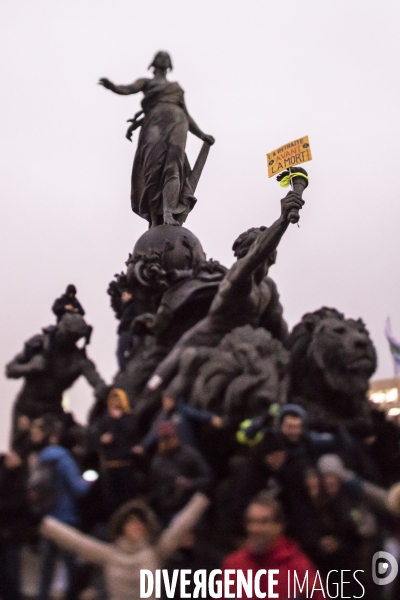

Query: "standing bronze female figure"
left=99, top=51, right=215, bottom=227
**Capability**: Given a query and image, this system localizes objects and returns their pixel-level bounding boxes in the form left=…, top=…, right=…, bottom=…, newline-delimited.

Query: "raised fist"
left=280, top=190, right=304, bottom=223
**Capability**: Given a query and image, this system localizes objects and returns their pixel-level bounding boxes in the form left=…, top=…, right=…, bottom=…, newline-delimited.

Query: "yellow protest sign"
left=267, top=136, right=312, bottom=178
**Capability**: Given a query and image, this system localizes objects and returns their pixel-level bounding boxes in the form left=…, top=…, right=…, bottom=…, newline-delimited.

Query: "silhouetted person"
left=36, top=422, right=91, bottom=600
left=230, top=431, right=288, bottom=527
left=52, top=284, right=85, bottom=322
left=95, top=389, right=143, bottom=514
left=0, top=451, right=35, bottom=600
left=149, top=422, right=212, bottom=525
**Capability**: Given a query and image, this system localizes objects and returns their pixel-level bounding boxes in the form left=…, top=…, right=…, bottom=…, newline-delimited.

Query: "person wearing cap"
left=317, top=454, right=400, bottom=518
left=40, top=491, right=210, bottom=600
left=315, top=453, right=380, bottom=597
left=279, top=404, right=335, bottom=461
left=289, top=466, right=360, bottom=578
left=280, top=406, right=388, bottom=493
left=149, top=422, right=212, bottom=525
left=133, top=393, right=223, bottom=455
left=52, top=284, right=85, bottom=323
left=236, top=404, right=335, bottom=464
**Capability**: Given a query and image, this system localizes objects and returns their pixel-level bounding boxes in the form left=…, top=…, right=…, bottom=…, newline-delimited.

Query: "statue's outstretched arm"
left=81, top=358, right=107, bottom=395
left=147, top=191, right=304, bottom=393
left=226, top=191, right=304, bottom=291
left=6, top=353, right=46, bottom=379
left=98, top=77, right=149, bottom=95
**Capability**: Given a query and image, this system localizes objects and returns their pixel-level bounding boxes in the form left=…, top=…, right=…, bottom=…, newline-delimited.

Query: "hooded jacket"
left=39, top=445, right=89, bottom=525
left=223, top=535, right=325, bottom=599
left=40, top=492, right=209, bottom=600
left=52, top=293, right=85, bottom=322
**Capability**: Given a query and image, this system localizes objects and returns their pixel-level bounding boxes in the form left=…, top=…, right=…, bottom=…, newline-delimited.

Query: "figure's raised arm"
left=156, top=492, right=210, bottom=562
left=98, top=77, right=149, bottom=95
left=41, top=517, right=111, bottom=566
left=226, top=191, right=304, bottom=289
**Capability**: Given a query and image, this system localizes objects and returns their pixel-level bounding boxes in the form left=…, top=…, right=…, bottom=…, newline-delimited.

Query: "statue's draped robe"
left=131, top=80, right=196, bottom=224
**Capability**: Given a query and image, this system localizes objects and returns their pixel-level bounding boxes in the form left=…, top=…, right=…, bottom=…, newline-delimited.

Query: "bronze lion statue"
left=286, top=307, right=377, bottom=426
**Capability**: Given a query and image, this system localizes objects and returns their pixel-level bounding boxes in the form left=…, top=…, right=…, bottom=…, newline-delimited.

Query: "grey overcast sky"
left=1, top=1, right=399, bottom=448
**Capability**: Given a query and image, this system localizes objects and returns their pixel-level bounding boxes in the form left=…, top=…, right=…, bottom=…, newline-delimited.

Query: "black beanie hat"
left=66, top=284, right=77, bottom=295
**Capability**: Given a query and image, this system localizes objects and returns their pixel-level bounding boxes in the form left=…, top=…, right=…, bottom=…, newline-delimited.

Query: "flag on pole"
left=385, top=318, right=400, bottom=376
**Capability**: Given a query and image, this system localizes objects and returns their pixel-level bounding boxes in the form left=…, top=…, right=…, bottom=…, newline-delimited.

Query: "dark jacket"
left=282, top=430, right=336, bottom=465
left=230, top=456, right=283, bottom=523
left=150, top=444, right=212, bottom=517
left=117, top=299, right=139, bottom=335
left=0, top=456, right=36, bottom=544
left=97, top=413, right=139, bottom=462
left=230, top=437, right=308, bottom=528
left=52, top=294, right=85, bottom=321
left=291, top=488, right=362, bottom=574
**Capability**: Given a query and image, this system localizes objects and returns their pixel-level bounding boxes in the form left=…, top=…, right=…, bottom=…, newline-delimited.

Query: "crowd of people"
left=1, top=391, right=400, bottom=599
left=1, top=287, right=400, bottom=599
